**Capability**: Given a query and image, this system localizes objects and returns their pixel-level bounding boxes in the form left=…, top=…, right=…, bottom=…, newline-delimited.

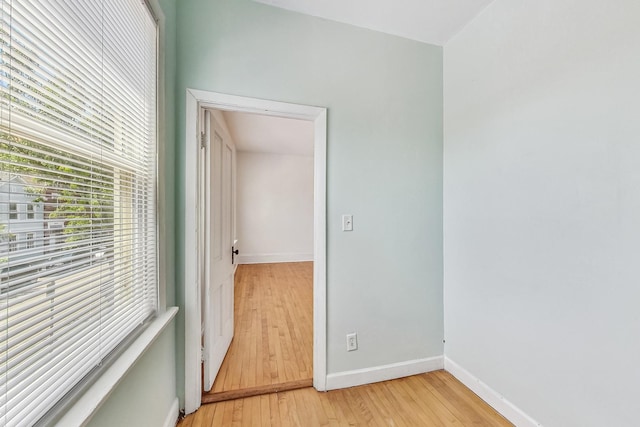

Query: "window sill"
left=54, top=307, right=179, bottom=427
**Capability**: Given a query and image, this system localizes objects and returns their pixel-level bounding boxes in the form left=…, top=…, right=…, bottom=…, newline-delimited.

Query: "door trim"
left=184, top=89, right=327, bottom=413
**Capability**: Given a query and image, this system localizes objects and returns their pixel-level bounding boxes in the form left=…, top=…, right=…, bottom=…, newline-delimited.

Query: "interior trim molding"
left=184, top=89, right=328, bottom=414
left=162, top=397, right=180, bottom=427
left=444, top=357, right=543, bottom=427
left=237, top=253, right=314, bottom=264
left=325, top=356, right=444, bottom=391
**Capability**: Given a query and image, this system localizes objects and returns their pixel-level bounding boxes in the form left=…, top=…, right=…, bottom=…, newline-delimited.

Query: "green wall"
left=175, top=0, right=444, bottom=402
left=86, top=323, right=177, bottom=427
left=67, top=0, right=445, bottom=419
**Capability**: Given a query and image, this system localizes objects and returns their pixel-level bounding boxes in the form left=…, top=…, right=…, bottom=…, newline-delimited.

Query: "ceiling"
left=222, top=111, right=314, bottom=156
left=253, top=0, right=494, bottom=46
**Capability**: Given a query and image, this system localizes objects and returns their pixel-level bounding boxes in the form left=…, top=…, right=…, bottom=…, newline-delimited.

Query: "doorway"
left=184, top=90, right=327, bottom=414
left=203, top=109, right=315, bottom=402
left=204, top=262, right=314, bottom=403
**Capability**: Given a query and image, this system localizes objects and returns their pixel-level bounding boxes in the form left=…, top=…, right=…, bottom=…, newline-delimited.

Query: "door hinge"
left=200, top=132, right=207, bottom=149
left=201, top=346, right=205, bottom=362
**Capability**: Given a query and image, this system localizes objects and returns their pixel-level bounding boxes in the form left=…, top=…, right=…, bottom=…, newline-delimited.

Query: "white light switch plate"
left=342, top=214, right=353, bottom=231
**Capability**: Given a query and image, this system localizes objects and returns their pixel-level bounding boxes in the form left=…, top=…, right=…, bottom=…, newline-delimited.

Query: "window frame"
left=0, top=0, right=173, bottom=424
left=8, top=202, right=17, bottom=220
left=25, top=232, right=34, bottom=249
left=8, top=234, right=17, bottom=253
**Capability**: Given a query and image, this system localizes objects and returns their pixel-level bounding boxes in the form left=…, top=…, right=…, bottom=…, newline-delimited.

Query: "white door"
left=202, top=110, right=236, bottom=392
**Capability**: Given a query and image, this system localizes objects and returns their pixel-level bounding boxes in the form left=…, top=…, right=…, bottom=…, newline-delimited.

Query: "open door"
left=184, top=91, right=327, bottom=412
left=202, top=110, right=236, bottom=392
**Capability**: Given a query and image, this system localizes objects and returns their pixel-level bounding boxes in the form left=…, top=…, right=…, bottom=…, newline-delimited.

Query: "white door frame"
left=184, top=89, right=327, bottom=413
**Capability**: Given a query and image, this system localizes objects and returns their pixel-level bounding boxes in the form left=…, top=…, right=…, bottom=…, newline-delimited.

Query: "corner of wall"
left=444, top=357, right=542, bottom=427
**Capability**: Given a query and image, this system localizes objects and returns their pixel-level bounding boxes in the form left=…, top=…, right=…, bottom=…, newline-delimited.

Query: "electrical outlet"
left=346, top=332, right=358, bottom=351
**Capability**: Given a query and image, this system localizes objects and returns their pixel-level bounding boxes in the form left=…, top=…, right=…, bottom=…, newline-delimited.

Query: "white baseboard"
left=444, top=357, right=542, bottom=427
left=162, top=397, right=180, bottom=427
left=237, top=252, right=313, bottom=264
left=325, top=356, right=444, bottom=390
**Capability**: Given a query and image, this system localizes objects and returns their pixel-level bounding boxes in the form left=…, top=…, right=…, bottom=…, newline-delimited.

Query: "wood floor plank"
left=277, top=390, right=296, bottom=426
left=317, top=391, right=341, bottom=427
left=231, top=399, right=243, bottom=426
left=326, top=388, right=359, bottom=426
left=399, top=377, right=446, bottom=426
left=371, top=379, right=426, bottom=427
left=178, top=413, right=194, bottom=427
left=181, top=371, right=514, bottom=426
left=200, top=403, right=216, bottom=427
left=209, top=401, right=225, bottom=427
left=220, top=400, right=234, bottom=427
left=344, top=386, right=383, bottom=427
left=435, top=371, right=509, bottom=426
left=259, top=395, right=271, bottom=427
left=268, top=393, right=280, bottom=427
left=207, top=262, right=313, bottom=397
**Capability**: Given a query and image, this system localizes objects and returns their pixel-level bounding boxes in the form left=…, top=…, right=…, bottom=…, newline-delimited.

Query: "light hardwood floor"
left=180, top=370, right=513, bottom=426
left=203, top=262, right=314, bottom=403
left=191, top=262, right=511, bottom=425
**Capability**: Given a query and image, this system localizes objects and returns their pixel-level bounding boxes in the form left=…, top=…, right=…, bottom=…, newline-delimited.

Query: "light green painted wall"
left=160, top=0, right=177, bottom=311
left=83, top=0, right=179, bottom=424
left=175, top=0, right=443, bottom=400
left=86, top=323, right=177, bottom=427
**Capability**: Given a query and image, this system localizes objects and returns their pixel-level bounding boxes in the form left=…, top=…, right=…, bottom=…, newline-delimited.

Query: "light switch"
left=342, top=214, right=353, bottom=231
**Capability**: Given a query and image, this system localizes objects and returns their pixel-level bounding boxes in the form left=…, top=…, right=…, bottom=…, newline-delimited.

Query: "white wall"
left=236, top=151, right=314, bottom=264
left=444, top=1, right=640, bottom=426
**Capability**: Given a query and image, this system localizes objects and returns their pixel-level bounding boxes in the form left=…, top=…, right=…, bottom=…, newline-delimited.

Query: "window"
left=0, top=1, right=158, bottom=425
left=8, top=203, right=16, bottom=220
left=8, top=235, right=16, bottom=253
left=25, top=233, right=34, bottom=250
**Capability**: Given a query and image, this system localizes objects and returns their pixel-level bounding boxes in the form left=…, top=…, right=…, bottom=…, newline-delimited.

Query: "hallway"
left=203, top=262, right=313, bottom=403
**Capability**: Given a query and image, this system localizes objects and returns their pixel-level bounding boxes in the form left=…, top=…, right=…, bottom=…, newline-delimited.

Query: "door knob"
left=232, top=247, right=239, bottom=264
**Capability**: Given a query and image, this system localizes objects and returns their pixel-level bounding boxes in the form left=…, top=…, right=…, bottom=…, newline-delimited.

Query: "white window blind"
left=0, top=1, right=158, bottom=426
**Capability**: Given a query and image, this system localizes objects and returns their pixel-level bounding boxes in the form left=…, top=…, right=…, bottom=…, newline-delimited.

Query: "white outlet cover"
left=346, top=332, right=358, bottom=351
